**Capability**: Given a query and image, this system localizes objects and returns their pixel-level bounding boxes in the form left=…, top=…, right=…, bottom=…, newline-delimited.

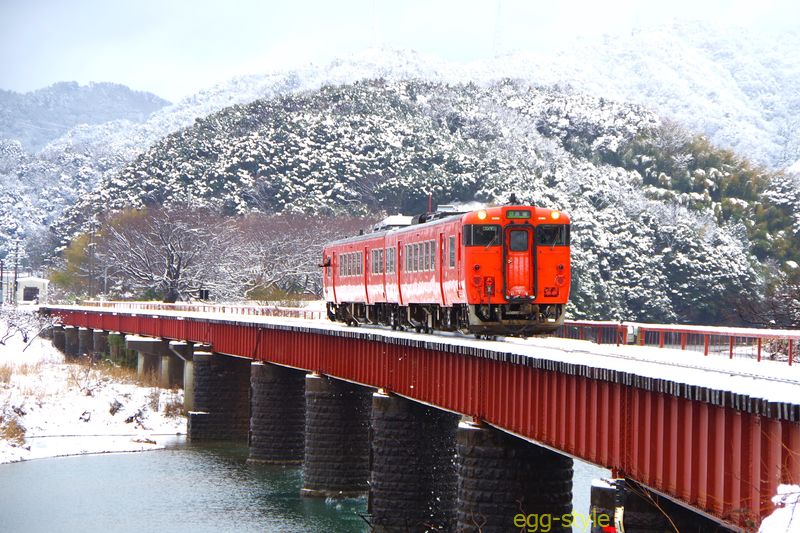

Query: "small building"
left=15, top=276, right=48, bottom=304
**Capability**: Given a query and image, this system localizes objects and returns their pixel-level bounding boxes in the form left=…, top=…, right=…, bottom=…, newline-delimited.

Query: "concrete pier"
left=301, top=373, right=371, bottom=498
left=63, top=326, right=79, bottom=358
left=456, top=422, right=573, bottom=533
left=107, top=332, right=124, bottom=362
left=52, top=326, right=65, bottom=353
left=169, top=341, right=197, bottom=410
left=369, top=392, right=459, bottom=533
left=77, top=327, right=93, bottom=356
left=248, top=362, right=306, bottom=464
left=92, top=330, right=109, bottom=357
left=160, top=354, right=184, bottom=389
left=187, top=352, right=251, bottom=441
left=126, top=336, right=170, bottom=381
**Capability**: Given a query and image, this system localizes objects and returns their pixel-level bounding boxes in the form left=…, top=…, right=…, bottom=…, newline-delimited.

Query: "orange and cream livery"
left=322, top=205, right=571, bottom=337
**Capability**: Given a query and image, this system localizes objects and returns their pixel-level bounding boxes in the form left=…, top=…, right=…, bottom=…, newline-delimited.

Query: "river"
left=0, top=438, right=607, bottom=532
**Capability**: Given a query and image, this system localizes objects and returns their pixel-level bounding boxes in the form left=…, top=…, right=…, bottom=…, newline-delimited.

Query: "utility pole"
left=13, top=240, right=19, bottom=306
left=0, top=258, right=4, bottom=307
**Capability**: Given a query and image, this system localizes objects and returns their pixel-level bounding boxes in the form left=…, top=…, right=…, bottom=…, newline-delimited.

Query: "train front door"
left=503, top=226, right=534, bottom=299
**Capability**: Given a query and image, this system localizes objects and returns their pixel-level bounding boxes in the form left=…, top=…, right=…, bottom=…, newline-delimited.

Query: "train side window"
left=423, top=242, right=429, bottom=272
left=464, top=224, right=502, bottom=246
left=358, top=252, right=363, bottom=275
left=536, top=225, right=570, bottom=246
left=430, top=241, right=435, bottom=270
left=449, top=236, right=456, bottom=267
left=406, top=245, right=411, bottom=272
left=388, top=248, right=395, bottom=273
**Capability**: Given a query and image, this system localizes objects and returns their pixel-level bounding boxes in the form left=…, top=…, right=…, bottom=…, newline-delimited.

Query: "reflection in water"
left=0, top=440, right=367, bottom=533
left=0, top=439, right=607, bottom=533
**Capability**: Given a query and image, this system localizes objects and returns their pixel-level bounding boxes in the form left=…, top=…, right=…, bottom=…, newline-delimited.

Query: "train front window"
left=509, top=230, right=528, bottom=252
left=536, top=225, right=570, bottom=246
left=464, top=224, right=501, bottom=247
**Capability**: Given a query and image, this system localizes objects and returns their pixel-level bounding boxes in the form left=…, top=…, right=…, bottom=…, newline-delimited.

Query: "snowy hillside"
left=61, top=79, right=762, bottom=324
left=0, top=82, right=169, bottom=151
left=3, top=24, right=798, bottom=256
left=480, top=22, right=800, bottom=169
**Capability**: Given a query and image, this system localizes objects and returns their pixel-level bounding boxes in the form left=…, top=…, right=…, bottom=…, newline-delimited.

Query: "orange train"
left=321, top=205, right=571, bottom=337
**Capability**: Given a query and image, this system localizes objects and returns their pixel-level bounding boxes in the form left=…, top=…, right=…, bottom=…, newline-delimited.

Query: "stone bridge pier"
left=188, top=352, right=251, bottom=441
left=248, top=362, right=306, bottom=464
left=301, top=373, right=372, bottom=498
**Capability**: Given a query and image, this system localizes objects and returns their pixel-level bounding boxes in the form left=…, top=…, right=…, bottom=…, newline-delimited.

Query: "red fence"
left=635, top=324, right=799, bottom=366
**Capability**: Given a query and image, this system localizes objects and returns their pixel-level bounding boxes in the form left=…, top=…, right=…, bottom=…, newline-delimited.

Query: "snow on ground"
left=0, top=325, right=186, bottom=464
left=759, top=485, right=800, bottom=532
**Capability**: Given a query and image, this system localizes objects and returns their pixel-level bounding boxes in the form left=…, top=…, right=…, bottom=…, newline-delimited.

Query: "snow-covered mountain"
left=0, top=82, right=169, bottom=151
left=479, top=22, right=800, bottom=169
left=61, top=78, right=765, bottom=324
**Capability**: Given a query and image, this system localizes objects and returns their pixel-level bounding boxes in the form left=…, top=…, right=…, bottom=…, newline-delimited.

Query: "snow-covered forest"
left=1, top=24, right=799, bottom=326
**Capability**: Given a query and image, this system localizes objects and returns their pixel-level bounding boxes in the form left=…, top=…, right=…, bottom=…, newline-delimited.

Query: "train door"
left=363, top=246, right=370, bottom=304
left=503, top=225, right=535, bottom=299
left=438, top=232, right=446, bottom=305
left=456, top=231, right=463, bottom=298
left=397, top=241, right=404, bottom=305
left=331, top=251, right=338, bottom=303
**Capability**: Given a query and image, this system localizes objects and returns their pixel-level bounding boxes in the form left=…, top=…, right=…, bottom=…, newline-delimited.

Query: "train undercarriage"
left=326, top=301, right=564, bottom=337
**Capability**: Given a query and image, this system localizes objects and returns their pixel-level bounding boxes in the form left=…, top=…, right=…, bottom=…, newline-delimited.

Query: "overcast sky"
left=1, top=0, right=797, bottom=102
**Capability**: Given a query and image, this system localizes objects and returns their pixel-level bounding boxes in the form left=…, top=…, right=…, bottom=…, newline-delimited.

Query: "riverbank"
left=0, top=324, right=186, bottom=464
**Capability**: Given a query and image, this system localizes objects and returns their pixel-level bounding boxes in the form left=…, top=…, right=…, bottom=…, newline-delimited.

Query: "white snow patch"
left=0, top=326, right=186, bottom=464
left=759, top=485, right=800, bottom=532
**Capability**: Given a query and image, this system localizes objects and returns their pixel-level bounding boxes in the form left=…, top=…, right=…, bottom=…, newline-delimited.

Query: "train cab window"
left=536, top=225, right=570, bottom=246
left=509, top=230, right=529, bottom=252
left=449, top=236, right=456, bottom=267
left=464, top=224, right=502, bottom=246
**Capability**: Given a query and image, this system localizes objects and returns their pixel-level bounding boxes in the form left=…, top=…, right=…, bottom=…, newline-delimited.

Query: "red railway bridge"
left=44, top=303, right=800, bottom=532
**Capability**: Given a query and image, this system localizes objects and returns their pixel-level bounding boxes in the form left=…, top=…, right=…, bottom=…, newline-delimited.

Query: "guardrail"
left=634, top=324, right=798, bottom=366
left=80, top=300, right=324, bottom=321
left=76, top=301, right=799, bottom=365
left=553, top=320, right=629, bottom=346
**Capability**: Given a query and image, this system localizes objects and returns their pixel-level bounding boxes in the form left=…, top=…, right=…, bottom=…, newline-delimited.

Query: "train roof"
left=324, top=211, right=467, bottom=248
left=323, top=205, right=568, bottom=249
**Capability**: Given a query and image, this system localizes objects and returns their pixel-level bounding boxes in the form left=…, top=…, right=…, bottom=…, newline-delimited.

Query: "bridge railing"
left=554, top=321, right=629, bottom=346
left=80, top=300, right=324, bottom=321
left=633, top=324, right=799, bottom=366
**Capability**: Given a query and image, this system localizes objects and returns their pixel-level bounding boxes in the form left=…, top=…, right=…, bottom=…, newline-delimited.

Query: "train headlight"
left=550, top=211, right=561, bottom=220
left=477, top=210, right=487, bottom=220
